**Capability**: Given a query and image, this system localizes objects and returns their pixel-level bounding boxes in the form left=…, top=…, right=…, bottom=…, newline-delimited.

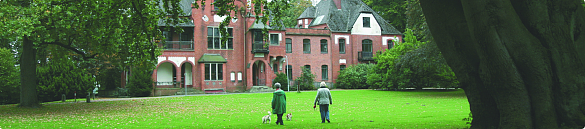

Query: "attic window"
left=314, top=15, right=325, bottom=24
left=363, top=17, right=370, bottom=28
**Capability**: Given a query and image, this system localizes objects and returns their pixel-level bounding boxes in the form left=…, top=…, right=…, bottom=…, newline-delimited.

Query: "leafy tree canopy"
left=0, top=0, right=185, bottom=107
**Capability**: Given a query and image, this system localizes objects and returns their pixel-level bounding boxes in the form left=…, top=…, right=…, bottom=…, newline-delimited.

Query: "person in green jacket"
left=272, top=83, right=286, bottom=125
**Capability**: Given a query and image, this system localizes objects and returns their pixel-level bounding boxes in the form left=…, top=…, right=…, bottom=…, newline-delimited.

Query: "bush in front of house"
left=272, top=72, right=289, bottom=90
left=97, top=67, right=121, bottom=90
left=336, top=63, right=375, bottom=89
left=294, top=66, right=315, bottom=91
left=126, top=67, right=154, bottom=97
left=37, top=58, right=95, bottom=102
left=0, top=48, right=20, bottom=105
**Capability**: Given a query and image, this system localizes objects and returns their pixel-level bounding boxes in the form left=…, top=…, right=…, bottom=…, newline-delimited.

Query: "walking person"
left=272, top=83, right=287, bottom=125
left=314, top=81, right=332, bottom=123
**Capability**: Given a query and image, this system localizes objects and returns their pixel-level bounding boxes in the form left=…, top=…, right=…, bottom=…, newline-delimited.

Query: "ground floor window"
left=287, top=65, right=292, bottom=80
left=205, top=63, right=223, bottom=81
left=322, top=65, right=328, bottom=80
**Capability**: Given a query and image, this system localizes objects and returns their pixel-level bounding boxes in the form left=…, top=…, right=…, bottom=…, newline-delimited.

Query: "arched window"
left=388, top=40, right=394, bottom=49
left=339, top=38, right=346, bottom=54
left=286, top=38, right=292, bottom=53
left=320, top=39, right=328, bottom=53
left=303, top=39, right=311, bottom=53
left=362, top=39, right=372, bottom=52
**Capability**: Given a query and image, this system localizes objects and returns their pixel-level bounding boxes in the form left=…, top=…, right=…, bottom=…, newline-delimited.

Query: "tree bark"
left=19, top=36, right=40, bottom=108
left=420, top=0, right=585, bottom=128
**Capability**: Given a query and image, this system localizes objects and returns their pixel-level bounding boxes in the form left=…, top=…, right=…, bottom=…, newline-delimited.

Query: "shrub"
left=0, top=48, right=20, bottom=105
left=97, top=67, right=121, bottom=90
left=126, top=67, right=154, bottom=97
left=336, top=63, right=375, bottom=89
left=37, top=58, right=95, bottom=102
left=294, top=66, right=315, bottom=91
left=272, top=72, right=289, bottom=90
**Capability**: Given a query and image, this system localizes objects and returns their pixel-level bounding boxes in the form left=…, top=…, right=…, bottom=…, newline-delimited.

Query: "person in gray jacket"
left=314, top=81, right=332, bottom=123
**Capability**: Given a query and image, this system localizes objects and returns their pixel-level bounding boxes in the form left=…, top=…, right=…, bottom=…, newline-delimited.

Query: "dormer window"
left=363, top=17, right=370, bottom=28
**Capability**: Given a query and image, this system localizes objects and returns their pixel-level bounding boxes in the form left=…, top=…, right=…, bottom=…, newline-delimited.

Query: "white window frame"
left=207, top=26, right=233, bottom=50
left=205, top=63, right=224, bottom=81
left=230, top=72, right=236, bottom=82
left=237, top=72, right=242, bottom=82
left=269, top=33, right=281, bottom=45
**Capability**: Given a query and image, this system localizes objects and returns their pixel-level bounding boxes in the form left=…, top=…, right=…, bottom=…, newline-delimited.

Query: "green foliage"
left=281, top=0, right=313, bottom=27
left=97, top=68, right=122, bottom=90
left=36, top=58, right=95, bottom=102
left=294, top=66, right=315, bottom=90
left=405, top=0, right=432, bottom=41
left=336, top=63, right=375, bottom=89
left=126, top=67, right=154, bottom=97
left=396, top=42, right=459, bottom=89
left=1, top=0, right=183, bottom=107
left=272, top=72, right=289, bottom=90
left=0, top=48, right=20, bottom=105
left=368, top=29, right=458, bottom=89
left=368, top=29, right=425, bottom=89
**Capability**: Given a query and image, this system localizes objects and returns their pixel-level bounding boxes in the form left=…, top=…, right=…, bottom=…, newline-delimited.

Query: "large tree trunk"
left=419, top=0, right=585, bottom=128
left=19, top=36, right=40, bottom=108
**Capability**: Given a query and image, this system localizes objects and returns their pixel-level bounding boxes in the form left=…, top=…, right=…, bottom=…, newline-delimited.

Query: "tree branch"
left=40, top=42, right=97, bottom=60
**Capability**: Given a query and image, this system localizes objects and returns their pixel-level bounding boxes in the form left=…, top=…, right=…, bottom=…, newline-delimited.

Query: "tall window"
left=303, top=39, right=311, bottom=53
left=287, top=65, right=292, bottom=80
left=340, top=65, right=346, bottom=71
left=388, top=40, right=394, bottom=49
left=270, top=34, right=279, bottom=45
left=362, top=39, right=372, bottom=52
left=205, top=63, right=223, bottom=81
left=320, top=39, right=328, bottom=53
left=253, top=30, right=263, bottom=43
left=230, top=72, right=235, bottom=82
left=339, top=39, right=346, bottom=54
left=304, top=65, right=311, bottom=72
left=286, top=38, right=292, bottom=53
left=321, top=65, right=328, bottom=80
left=363, top=17, right=370, bottom=28
left=273, top=63, right=278, bottom=74
left=207, top=27, right=233, bottom=49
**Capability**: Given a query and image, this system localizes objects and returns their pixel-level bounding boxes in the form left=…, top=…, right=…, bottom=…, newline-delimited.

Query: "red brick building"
left=146, top=0, right=402, bottom=93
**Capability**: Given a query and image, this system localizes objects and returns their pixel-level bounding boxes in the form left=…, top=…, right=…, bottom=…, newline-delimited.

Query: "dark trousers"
left=276, top=114, right=284, bottom=125
left=319, top=104, right=330, bottom=122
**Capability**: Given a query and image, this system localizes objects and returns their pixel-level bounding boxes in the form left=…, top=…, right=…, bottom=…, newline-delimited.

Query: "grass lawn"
left=0, top=90, right=470, bottom=128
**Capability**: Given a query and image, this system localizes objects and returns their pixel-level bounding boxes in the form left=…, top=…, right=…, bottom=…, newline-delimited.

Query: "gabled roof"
left=298, top=7, right=315, bottom=19
left=300, top=0, right=402, bottom=35
left=198, top=54, right=227, bottom=63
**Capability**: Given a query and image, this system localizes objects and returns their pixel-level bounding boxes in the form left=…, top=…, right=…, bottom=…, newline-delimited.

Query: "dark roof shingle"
left=300, top=0, right=402, bottom=35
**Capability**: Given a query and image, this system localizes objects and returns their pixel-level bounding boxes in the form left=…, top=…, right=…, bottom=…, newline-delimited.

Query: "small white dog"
left=262, top=111, right=271, bottom=124
left=286, top=113, right=292, bottom=121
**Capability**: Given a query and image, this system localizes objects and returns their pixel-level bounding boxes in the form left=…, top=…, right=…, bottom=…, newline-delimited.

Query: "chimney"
left=333, top=0, right=341, bottom=9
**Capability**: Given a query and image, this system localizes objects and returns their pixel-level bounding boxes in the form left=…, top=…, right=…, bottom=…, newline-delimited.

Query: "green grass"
left=0, top=90, right=470, bottom=128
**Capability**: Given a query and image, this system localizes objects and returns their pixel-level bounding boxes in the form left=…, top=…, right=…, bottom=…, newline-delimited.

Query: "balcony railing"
left=156, top=81, right=180, bottom=88
left=251, top=41, right=269, bottom=53
left=358, top=51, right=374, bottom=61
left=160, top=41, right=194, bottom=50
